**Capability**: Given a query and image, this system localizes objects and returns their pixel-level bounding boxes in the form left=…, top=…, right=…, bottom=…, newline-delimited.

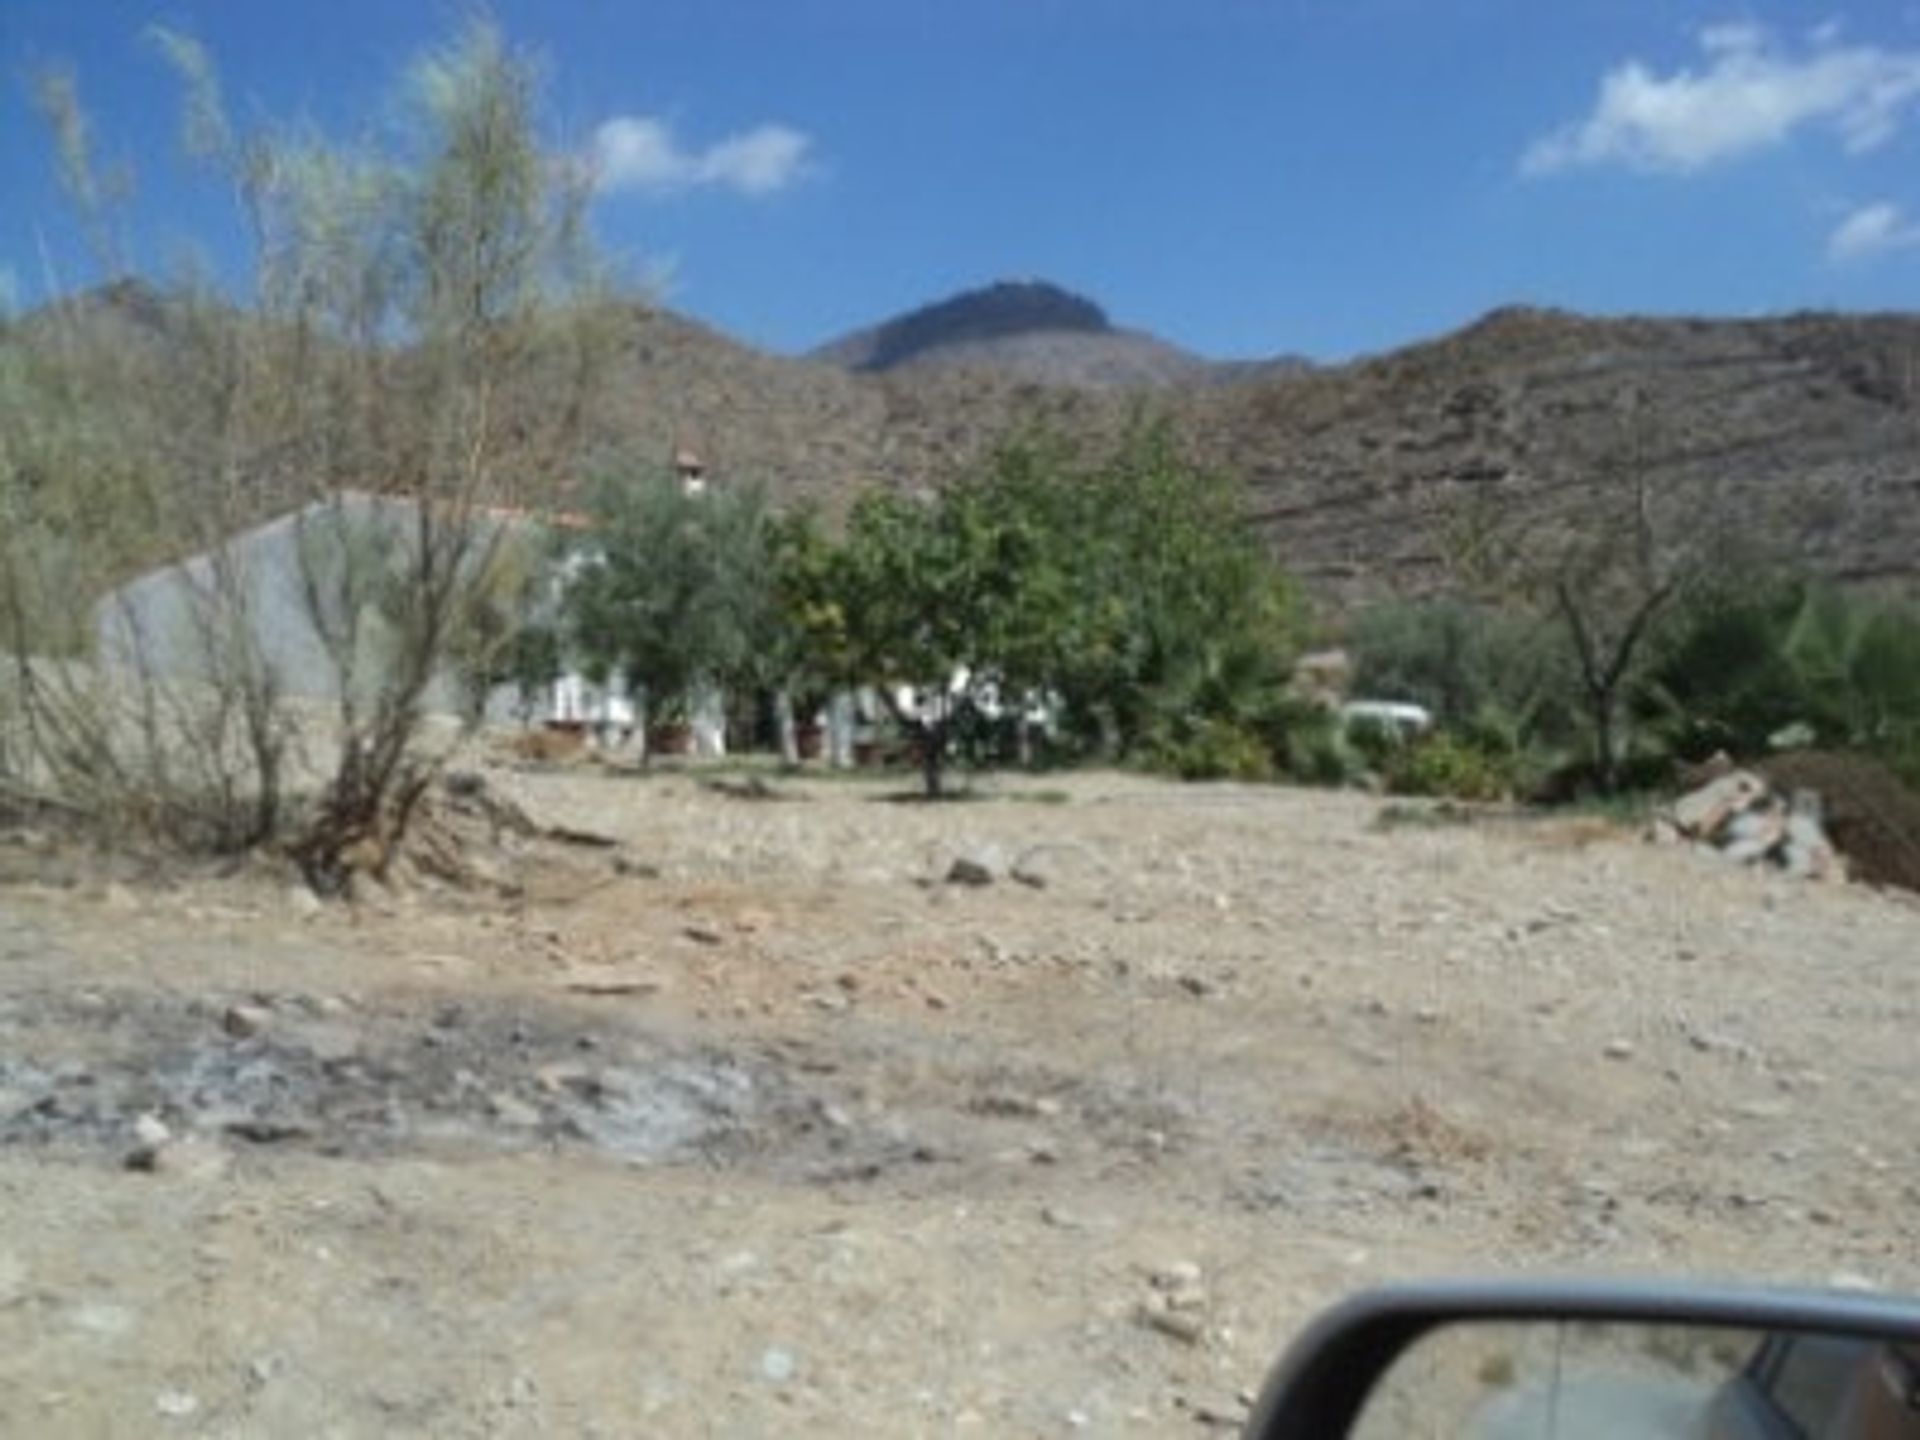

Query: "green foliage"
left=1138, top=717, right=1274, bottom=782
left=801, top=479, right=1054, bottom=795
left=1348, top=598, right=1568, bottom=743
left=564, top=468, right=783, bottom=720
left=1647, top=579, right=1920, bottom=777
left=796, top=420, right=1304, bottom=794
left=1385, top=731, right=1516, bottom=803
left=977, top=420, right=1305, bottom=761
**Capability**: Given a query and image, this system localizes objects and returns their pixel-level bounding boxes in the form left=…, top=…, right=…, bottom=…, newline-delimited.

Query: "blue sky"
left=4, top=1, right=1919, bottom=361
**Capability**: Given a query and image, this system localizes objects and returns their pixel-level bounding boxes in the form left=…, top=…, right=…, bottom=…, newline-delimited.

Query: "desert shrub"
left=1385, top=732, right=1516, bottom=802
left=1138, top=716, right=1274, bottom=782
left=1252, top=698, right=1365, bottom=787
left=1341, top=713, right=1407, bottom=772
left=5, top=20, right=613, bottom=886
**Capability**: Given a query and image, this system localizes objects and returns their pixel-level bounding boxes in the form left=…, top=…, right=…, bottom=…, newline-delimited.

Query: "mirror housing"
left=1244, top=1278, right=1920, bottom=1439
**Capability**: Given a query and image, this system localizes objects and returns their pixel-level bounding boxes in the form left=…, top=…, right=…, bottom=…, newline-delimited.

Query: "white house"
left=93, top=490, right=735, bottom=756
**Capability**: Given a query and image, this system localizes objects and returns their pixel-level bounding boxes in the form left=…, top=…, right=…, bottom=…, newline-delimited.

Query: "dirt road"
left=1, top=768, right=1915, bottom=1436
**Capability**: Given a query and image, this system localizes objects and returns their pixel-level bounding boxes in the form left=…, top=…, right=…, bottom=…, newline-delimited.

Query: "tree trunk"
left=1589, top=684, right=1619, bottom=795
left=919, top=720, right=946, bottom=799
left=774, top=690, right=800, bottom=767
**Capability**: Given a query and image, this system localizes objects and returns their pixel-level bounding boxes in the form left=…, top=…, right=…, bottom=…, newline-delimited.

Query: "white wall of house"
left=95, top=493, right=503, bottom=720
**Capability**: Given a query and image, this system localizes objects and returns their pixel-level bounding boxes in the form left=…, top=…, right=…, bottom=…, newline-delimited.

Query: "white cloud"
left=590, top=115, right=812, bottom=197
left=1523, top=22, right=1920, bottom=175
left=1827, top=200, right=1920, bottom=260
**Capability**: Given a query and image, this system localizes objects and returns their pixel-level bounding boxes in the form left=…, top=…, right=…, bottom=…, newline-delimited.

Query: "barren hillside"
left=20, top=284, right=1920, bottom=602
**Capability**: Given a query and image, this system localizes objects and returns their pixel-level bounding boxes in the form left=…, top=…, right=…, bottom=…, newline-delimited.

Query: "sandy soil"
left=1, top=765, right=1916, bottom=1437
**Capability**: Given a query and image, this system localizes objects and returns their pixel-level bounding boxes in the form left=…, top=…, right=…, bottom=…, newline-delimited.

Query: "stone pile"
left=1656, top=768, right=1842, bottom=880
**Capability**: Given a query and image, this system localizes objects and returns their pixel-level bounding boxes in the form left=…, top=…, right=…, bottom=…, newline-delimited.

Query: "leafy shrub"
left=1139, top=717, right=1274, bottom=781
left=1386, top=732, right=1515, bottom=802
left=1248, top=696, right=1366, bottom=787
left=1347, top=599, right=1565, bottom=736
left=1646, top=580, right=1920, bottom=778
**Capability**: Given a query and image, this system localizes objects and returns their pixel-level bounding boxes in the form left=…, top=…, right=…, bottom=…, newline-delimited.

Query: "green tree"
left=563, top=468, right=781, bottom=747
left=801, top=422, right=1303, bottom=794
left=803, top=483, right=1054, bottom=798
left=1347, top=597, right=1570, bottom=754
left=1648, top=579, right=1920, bottom=781
left=974, top=422, right=1303, bottom=763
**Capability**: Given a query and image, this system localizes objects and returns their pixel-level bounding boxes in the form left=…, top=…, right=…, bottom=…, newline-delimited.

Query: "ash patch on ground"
left=0, top=990, right=852, bottom=1169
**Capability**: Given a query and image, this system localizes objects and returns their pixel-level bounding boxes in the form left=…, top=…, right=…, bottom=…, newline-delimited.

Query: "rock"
left=1603, top=1039, right=1635, bottom=1061
left=1672, top=771, right=1768, bottom=838
left=535, top=1062, right=594, bottom=1096
left=563, top=971, right=662, bottom=997
left=759, top=1347, right=797, bottom=1384
left=682, top=924, right=725, bottom=946
left=155, top=1390, right=199, bottom=1419
left=1782, top=806, right=1842, bottom=880
left=152, top=1137, right=232, bottom=1181
left=222, top=1003, right=272, bottom=1039
left=1139, top=1294, right=1206, bottom=1344
left=1152, top=1260, right=1204, bottom=1291
left=1181, top=1393, right=1252, bottom=1429
left=127, top=1118, right=230, bottom=1181
left=1721, top=805, right=1788, bottom=864
left=1140, top=1261, right=1209, bottom=1342
left=287, top=884, right=324, bottom=919
left=443, top=770, right=486, bottom=800
left=489, top=1093, right=542, bottom=1128
left=945, top=854, right=997, bottom=887
left=133, top=1113, right=172, bottom=1149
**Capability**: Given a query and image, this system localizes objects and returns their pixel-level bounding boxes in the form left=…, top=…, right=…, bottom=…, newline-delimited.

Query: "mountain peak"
left=814, top=279, right=1114, bottom=374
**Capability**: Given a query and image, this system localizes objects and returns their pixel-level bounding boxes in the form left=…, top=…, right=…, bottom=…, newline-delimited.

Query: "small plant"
left=1140, top=717, right=1274, bottom=781
left=1258, top=699, right=1365, bottom=787
left=1386, top=731, right=1515, bottom=802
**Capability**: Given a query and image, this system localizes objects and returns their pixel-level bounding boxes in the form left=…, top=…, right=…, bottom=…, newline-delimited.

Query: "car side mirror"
left=1243, top=1279, right=1920, bottom=1439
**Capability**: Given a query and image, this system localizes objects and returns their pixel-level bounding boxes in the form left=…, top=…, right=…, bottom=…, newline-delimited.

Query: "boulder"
left=1672, top=771, right=1768, bottom=838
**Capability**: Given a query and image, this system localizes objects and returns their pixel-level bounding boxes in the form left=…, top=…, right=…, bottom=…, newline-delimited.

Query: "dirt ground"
left=1, top=764, right=1917, bottom=1438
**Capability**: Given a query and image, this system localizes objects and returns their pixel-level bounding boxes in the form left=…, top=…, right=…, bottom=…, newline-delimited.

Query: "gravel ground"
left=0, top=765, right=1916, bottom=1437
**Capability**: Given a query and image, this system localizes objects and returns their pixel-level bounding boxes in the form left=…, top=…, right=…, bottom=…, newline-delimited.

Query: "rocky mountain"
left=809, top=278, right=1310, bottom=390
left=1171, top=305, right=1920, bottom=600
left=18, top=281, right=1920, bottom=607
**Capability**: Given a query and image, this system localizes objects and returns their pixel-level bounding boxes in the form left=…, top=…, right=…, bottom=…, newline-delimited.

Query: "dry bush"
left=1, top=21, right=616, bottom=889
